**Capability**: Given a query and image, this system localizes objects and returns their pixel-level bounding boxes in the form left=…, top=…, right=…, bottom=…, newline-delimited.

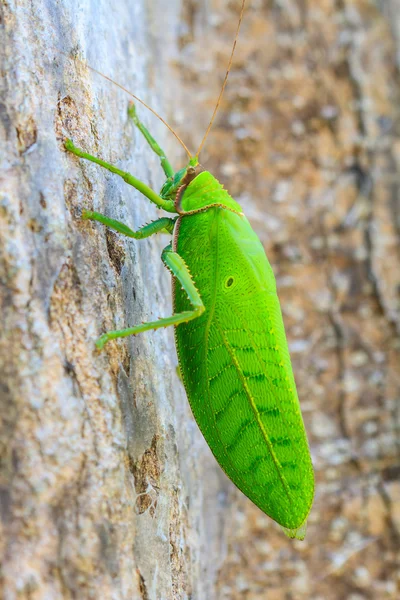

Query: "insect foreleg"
left=82, top=212, right=176, bottom=238
left=64, top=139, right=176, bottom=213
left=95, top=243, right=205, bottom=349
left=128, top=103, right=174, bottom=178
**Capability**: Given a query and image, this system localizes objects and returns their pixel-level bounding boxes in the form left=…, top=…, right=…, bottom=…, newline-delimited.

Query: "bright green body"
left=174, top=172, right=314, bottom=532
left=65, top=102, right=314, bottom=538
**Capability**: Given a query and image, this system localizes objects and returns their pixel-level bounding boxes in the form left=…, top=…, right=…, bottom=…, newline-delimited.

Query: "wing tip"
left=281, top=521, right=308, bottom=541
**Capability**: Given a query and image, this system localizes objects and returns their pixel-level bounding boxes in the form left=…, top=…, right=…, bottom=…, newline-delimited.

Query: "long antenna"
left=195, top=0, right=246, bottom=158
left=61, top=51, right=192, bottom=159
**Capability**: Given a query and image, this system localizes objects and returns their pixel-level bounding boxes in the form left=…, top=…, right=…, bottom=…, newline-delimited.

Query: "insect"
left=64, top=0, right=314, bottom=539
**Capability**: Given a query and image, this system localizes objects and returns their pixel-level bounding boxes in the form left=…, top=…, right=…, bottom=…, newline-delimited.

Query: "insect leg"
left=65, top=139, right=176, bottom=213
left=128, top=103, right=174, bottom=178
left=95, top=243, right=205, bottom=349
left=82, top=211, right=176, bottom=238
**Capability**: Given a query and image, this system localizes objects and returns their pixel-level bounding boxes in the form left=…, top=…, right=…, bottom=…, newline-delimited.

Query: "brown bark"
left=1, top=0, right=399, bottom=599
left=175, top=1, right=400, bottom=598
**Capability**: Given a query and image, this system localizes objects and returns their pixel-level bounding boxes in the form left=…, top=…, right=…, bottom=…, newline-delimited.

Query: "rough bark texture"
left=175, top=1, right=400, bottom=598
left=1, top=0, right=399, bottom=599
left=1, top=1, right=225, bottom=598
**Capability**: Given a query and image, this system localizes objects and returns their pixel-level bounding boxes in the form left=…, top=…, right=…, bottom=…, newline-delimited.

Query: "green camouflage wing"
left=173, top=199, right=314, bottom=535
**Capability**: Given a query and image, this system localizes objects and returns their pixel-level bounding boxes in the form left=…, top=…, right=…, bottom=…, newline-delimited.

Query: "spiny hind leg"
left=65, top=139, right=175, bottom=212
left=82, top=211, right=176, bottom=238
left=96, top=243, right=205, bottom=349
left=128, top=102, right=174, bottom=178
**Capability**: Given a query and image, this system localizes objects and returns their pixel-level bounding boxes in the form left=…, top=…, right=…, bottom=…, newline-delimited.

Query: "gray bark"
left=0, top=1, right=226, bottom=598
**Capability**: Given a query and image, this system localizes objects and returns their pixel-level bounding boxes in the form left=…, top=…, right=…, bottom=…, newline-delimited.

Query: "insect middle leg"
left=95, top=243, right=205, bottom=349
left=65, top=139, right=176, bottom=213
left=82, top=212, right=176, bottom=238
left=128, top=102, right=174, bottom=178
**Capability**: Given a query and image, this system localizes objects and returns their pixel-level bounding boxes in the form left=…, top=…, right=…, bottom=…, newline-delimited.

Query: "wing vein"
left=216, top=322, right=293, bottom=502
left=227, top=301, right=296, bottom=439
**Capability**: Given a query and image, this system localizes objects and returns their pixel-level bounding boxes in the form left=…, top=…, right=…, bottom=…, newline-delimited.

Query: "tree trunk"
left=1, top=1, right=225, bottom=598
left=1, top=1, right=399, bottom=599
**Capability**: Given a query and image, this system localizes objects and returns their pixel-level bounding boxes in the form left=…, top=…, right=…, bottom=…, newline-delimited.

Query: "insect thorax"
left=179, top=171, right=243, bottom=213
left=160, top=164, right=243, bottom=214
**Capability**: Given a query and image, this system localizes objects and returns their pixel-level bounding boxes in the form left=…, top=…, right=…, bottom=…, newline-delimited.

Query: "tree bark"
left=1, top=1, right=399, bottom=599
left=175, top=1, right=400, bottom=598
left=1, top=1, right=226, bottom=598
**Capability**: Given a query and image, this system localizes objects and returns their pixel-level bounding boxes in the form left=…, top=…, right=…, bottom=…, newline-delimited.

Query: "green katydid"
left=64, top=0, right=314, bottom=539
